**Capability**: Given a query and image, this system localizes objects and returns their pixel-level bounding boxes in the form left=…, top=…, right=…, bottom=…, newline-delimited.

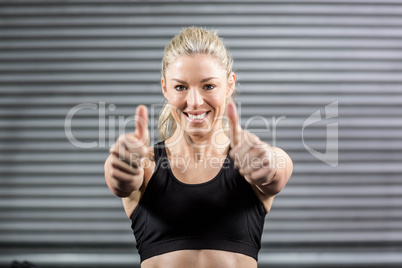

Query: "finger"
left=135, top=105, right=150, bottom=146
left=110, top=136, right=146, bottom=165
left=109, top=166, right=141, bottom=185
left=230, top=131, right=260, bottom=165
left=226, top=101, right=241, bottom=148
left=110, top=154, right=142, bottom=175
left=235, top=131, right=260, bottom=159
left=239, top=147, right=267, bottom=174
left=248, top=167, right=273, bottom=184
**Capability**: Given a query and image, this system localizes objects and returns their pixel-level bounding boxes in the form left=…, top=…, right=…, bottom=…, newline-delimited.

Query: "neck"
left=166, top=127, right=230, bottom=161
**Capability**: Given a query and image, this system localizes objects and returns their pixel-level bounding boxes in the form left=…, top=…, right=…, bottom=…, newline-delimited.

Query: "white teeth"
left=187, top=112, right=207, bottom=120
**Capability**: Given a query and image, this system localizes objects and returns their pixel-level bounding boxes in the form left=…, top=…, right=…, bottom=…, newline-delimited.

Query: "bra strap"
left=152, top=140, right=165, bottom=165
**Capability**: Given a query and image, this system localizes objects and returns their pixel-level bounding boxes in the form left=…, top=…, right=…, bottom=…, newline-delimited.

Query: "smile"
left=183, top=111, right=210, bottom=123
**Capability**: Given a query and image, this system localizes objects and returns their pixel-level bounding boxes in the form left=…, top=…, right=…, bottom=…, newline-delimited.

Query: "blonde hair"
left=158, top=26, right=235, bottom=140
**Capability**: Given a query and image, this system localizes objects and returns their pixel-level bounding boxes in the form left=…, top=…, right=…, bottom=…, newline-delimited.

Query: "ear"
left=226, top=72, right=236, bottom=98
left=161, top=77, right=169, bottom=100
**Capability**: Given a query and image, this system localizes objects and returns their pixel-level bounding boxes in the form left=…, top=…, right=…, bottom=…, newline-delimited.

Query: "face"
left=161, top=54, right=235, bottom=139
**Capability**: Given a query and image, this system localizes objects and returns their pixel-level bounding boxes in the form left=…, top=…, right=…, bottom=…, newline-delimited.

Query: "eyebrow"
left=172, top=77, right=218, bottom=84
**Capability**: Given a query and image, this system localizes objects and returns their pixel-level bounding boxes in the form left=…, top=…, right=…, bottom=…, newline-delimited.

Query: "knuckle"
left=126, top=137, right=142, bottom=150
left=110, top=153, right=117, bottom=161
left=125, top=132, right=138, bottom=142
left=118, top=133, right=137, bottom=146
left=110, top=167, right=118, bottom=179
left=109, top=143, right=117, bottom=153
left=116, top=134, right=127, bottom=144
left=129, top=159, right=140, bottom=169
left=116, top=136, right=126, bottom=150
left=110, top=154, right=123, bottom=165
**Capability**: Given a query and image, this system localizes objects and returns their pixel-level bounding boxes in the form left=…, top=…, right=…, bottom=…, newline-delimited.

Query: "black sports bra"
left=130, top=140, right=266, bottom=263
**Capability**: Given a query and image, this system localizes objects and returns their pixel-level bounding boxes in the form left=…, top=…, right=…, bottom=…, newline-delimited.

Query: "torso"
left=122, top=143, right=275, bottom=267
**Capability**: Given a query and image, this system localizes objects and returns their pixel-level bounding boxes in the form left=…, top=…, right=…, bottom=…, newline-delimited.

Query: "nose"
left=187, top=88, right=204, bottom=109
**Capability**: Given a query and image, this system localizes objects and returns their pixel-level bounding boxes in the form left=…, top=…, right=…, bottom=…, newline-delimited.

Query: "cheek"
left=210, top=93, right=227, bottom=113
left=167, top=95, right=186, bottom=121
left=167, top=94, right=185, bottom=109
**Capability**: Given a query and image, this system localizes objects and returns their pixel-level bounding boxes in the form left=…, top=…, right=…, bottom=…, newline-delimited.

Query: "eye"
left=175, top=85, right=187, bottom=91
left=203, top=84, right=215, bottom=90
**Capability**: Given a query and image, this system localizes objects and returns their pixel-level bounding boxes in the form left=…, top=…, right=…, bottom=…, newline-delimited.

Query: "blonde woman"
left=105, top=26, right=293, bottom=268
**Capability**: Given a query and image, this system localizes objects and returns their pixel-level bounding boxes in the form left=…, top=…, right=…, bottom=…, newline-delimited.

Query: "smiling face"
left=161, top=54, right=235, bottom=140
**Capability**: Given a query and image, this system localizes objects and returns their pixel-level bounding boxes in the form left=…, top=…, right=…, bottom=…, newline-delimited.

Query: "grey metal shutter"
left=1, top=1, right=402, bottom=267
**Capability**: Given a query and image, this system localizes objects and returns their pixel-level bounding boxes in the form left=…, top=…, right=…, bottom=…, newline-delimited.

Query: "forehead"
left=166, top=54, right=226, bottom=79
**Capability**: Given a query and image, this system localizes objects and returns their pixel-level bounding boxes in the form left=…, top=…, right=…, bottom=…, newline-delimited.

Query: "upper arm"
left=251, top=185, right=275, bottom=214
left=122, top=186, right=144, bottom=218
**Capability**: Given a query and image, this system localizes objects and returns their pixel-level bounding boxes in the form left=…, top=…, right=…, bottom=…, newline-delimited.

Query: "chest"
left=147, top=163, right=250, bottom=239
left=168, top=155, right=227, bottom=184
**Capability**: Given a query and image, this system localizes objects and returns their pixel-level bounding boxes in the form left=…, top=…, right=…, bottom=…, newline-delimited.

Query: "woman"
left=105, top=27, right=293, bottom=268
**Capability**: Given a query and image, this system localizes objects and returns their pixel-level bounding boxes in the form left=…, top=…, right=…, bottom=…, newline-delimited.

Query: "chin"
left=185, top=128, right=210, bottom=138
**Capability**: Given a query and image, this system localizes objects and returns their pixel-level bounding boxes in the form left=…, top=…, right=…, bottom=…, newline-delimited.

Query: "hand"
left=227, top=102, right=277, bottom=187
left=106, top=105, right=150, bottom=195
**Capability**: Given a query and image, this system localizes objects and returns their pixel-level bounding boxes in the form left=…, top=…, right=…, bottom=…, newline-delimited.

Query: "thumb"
left=227, top=101, right=241, bottom=148
left=134, top=105, right=150, bottom=146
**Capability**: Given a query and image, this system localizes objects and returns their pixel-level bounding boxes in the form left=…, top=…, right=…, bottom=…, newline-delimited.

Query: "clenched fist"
left=105, top=105, right=150, bottom=197
left=227, top=102, right=292, bottom=196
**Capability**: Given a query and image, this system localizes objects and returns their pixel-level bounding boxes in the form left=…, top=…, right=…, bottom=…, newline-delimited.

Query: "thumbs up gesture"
left=105, top=105, right=150, bottom=197
left=227, top=102, right=279, bottom=192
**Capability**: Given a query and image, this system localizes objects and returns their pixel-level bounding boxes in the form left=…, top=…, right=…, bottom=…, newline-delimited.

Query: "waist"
left=141, top=248, right=257, bottom=268
left=138, top=237, right=259, bottom=263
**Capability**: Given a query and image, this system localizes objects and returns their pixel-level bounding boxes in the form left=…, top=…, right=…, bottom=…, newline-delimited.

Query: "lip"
left=183, top=110, right=210, bottom=116
left=183, top=111, right=211, bottom=123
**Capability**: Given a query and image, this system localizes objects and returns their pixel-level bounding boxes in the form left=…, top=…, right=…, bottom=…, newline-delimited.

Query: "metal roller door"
left=1, top=1, right=402, bottom=267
